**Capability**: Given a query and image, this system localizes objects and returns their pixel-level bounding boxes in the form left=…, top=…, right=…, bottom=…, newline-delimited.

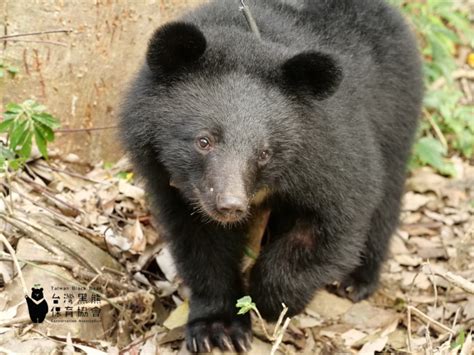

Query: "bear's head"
left=31, top=287, right=44, bottom=301
left=129, top=22, right=343, bottom=225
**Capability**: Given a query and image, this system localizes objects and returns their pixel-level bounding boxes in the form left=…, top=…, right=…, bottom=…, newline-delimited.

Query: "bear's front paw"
left=185, top=316, right=251, bottom=353
left=328, top=274, right=379, bottom=302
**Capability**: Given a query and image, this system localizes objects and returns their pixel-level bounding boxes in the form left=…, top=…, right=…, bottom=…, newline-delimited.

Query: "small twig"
left=0, top=213, right=100, bottom=273
left=435, top=271, right=474, bottom=294
left=425, top=325, right=433, bottom=354
left=0, top=233, right=28, bottom=295
left=239, top=0, right=261, bottom=40
left=423, top=109, right=448, bottom=151
left=448, top=308, right=461, bottom=344
left=4, top=183, right=106, bottom=250
left=270, top=316, right=291, bottom=355
left=430, top=69, right=474, bottom=91
left=422, top=262, right=438, bottom=309
left=0, top=193, right=13, bottom=215
left=0, top=29, right=72, bottom=40
left=55, top=125, right=118, bottom=134
left=0, top=214, right=60, bottom=255
left=460, top=78, right=473, bottom=102
left=407, top=306, right=413, bottom=352
left=407, top=306, right=455, bottom=335
left=272, top=303, right=288, bottom=339
left=119, top=328, right=164, bottom=354
left=4, top=39, right=68, bottom=47
left=253, top=308, right=273, bottom=340
left=252, top=303, right=291, bottom=353
left=16, top=176, right=83, bottom=216
left=35, top=162, right=107, bottom=184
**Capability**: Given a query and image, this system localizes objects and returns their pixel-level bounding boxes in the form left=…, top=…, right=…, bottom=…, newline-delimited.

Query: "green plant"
left=236, top=296, right=257, bottom=315
left=0, top=59, right=19, bottom=79
left=0, top=100, right=60, bottom=170
left=392, top=0, right=474, bottom=175
left=451, top=329, right=466, bottom=350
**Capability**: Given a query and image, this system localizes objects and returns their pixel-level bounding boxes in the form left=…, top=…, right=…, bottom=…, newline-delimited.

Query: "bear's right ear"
left=146, top=22, right=207, bottom=74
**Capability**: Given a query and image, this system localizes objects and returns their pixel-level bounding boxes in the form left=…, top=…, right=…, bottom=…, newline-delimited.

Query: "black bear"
left=120, top=0, right=423, bottom=352
left=26, top=287, right=48, bottom=323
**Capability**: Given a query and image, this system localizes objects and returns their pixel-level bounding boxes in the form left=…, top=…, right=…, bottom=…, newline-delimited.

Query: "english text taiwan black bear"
left=26, top=287, right=48, bottom=323
left=120, top=0, right=423, bottom=352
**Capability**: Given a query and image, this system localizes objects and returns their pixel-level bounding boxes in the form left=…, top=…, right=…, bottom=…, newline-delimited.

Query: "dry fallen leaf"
left=163, top=300, right=189, bottom=330
left=155, top=247, right=178, bottom=283
left=343, top=302, right=399, bottom=330
left=123, top=219, right=146, bottom=253
left=358, top=335, right=388, bottom=355
left=402, top=192, right=433, bottom=211
left=341, top=328, right=367, bottom=347
left=118, top=180, right=145, bottom=201
left=406, top=168, right=447, bottom=196
left=306, top=291, right=353, bottom=319
left=394, top=254, right=423, bottom=267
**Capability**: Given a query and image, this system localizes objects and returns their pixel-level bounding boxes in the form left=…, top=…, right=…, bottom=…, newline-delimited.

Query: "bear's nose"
left=216, top=194, right=247, bottom=214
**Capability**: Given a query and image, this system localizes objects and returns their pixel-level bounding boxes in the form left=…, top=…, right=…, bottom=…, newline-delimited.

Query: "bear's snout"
left=216, top=194, right=247, bottom=215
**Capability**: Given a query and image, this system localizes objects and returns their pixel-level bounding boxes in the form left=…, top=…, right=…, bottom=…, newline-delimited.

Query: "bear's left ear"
left=39, top=288, right=43, bottom=291
left=281, top=51, right=343, bottom=99
left=146, top=22, right=207, bottom=74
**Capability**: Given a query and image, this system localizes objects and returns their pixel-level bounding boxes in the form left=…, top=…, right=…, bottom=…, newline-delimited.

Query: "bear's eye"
left=258, top=150, right=271, bottom=164
left=196, top=137, right=212, bottom=151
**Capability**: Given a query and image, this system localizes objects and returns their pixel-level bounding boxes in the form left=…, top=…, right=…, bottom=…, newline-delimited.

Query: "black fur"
left=282, top=51, right=343, bottom=98
left=146, top=22, right=207, bottom=74
left=120, top=0, right=423, bottom=352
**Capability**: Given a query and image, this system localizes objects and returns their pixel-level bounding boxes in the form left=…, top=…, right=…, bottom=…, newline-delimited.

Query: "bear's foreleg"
left=168, top=222, right=252, bottom=353
left=249, top=215, right=365, bottom=320
left=149, top=188, right=251, bottom=352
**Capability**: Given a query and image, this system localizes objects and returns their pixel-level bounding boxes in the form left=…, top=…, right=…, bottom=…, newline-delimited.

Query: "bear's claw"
left=186, top=318, right=251, bottom=353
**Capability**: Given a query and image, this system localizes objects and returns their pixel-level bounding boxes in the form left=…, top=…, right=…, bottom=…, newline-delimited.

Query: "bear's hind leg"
left=331, top=193, right=402, bottom=302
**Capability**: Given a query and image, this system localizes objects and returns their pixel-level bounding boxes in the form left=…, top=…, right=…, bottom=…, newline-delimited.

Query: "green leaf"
left=32, top=113, right=60, bottom=129
left=451, top=330, right=465, bottom=349
left=236, top=296, right=257, bottom=315
left=0, top=118, right=14, bottom=132
left=244, top=246, right=257, bottom=260
left=34, top=126, right=48, bottom=159
left=0, top=145, right=16, bottom=160
left=17, top=131, right=33, bottom=159
left=31, top=102, right=46, bottom=112
left=5, top=103, right=22, bottom=113
left=9, top=119, right=29, bottom=151
left=8, top=158, right=26, bottom=171
left=22, top=99, right=36, bottom=107
left=7, top=65, right=19, bottom=74
left=413, top=137, right=456, bottom=176
left=35, top=122, right=55, bottom=142
left=103, top=162, right=114, bottom=169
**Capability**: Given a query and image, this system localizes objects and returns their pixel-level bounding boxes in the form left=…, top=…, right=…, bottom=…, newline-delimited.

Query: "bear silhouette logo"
left=26, top=286, right=48, bottom=323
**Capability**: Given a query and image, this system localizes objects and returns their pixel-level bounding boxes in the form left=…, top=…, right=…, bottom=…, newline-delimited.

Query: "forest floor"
left=0, top=154, right=472, bottom=355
